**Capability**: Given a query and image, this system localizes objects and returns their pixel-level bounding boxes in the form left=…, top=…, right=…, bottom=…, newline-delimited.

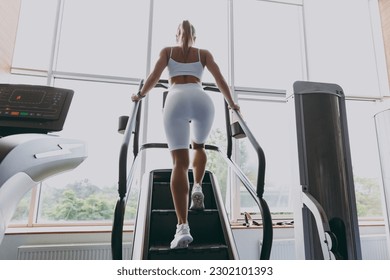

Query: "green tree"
left=354, top=177, right=383, bottom=217
left=11, top=191, right=31, bottom=222
left=47, top=189, right=83, bottom=220
left=42, top=180, right=117, bottom=221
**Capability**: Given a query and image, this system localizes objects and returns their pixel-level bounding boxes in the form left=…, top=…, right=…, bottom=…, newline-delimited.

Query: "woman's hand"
left=229, top=102, right=240, bottom=111
left=131, top=92, right=145, bottom=102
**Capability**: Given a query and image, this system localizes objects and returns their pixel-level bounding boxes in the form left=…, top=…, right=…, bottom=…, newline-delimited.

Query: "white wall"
left=0, top=0, right=21, bottom=72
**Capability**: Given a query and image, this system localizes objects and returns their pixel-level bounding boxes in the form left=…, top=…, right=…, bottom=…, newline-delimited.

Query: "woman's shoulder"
left=198, top=48, right=212, bottom=55
left=161, top=46, right=173, bottom=52
left=198, top=48, right=213, bottom=61
left=159, top=47, right=173, bottom=58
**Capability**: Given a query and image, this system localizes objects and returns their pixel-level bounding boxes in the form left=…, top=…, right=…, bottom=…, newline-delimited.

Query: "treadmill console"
left=0, top=84, right=74, bottom=135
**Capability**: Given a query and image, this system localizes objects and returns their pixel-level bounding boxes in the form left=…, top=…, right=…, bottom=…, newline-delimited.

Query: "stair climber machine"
left=0, top=84, right=87, bottom=245
left=293, top=81, right=362, bottom=260
left=111, top=80, right=273, bottom=260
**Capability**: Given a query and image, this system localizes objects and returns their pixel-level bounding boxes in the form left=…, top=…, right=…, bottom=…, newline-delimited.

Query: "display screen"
left=9, top=90, right=45, bottom=104
left=0, top=84, right=74, bottom=135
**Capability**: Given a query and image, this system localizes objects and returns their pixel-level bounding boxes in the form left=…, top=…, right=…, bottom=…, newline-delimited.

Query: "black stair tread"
left=149, top=243, right=229, bottom=252
left=153, top=182, right=212, bottom=186
left=153, top=181, right=212, bottom=185
left=148, top=244, right=230, bottom=260
left=151, top=169, right=213, bottom=183
left=151, top=209, right=219, bottom=214
left=149, top=208, right=226, bottom=246
left=151, top=181, right=217, bottom=210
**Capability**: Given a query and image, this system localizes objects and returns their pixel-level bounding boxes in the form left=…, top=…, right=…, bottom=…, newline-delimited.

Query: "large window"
left=12, top=0, right=58, bottom=72
left=55, top=0, right=149, bottom=77
left=8, top=0, right=232, bottom=226
left=346, top=100, right=384, bottom=218
left=303, top=0, right=386, bottom=98
left=233, top=0, right=305, bottom=90
left=236, top=97, right=295, bottom=214
left=6, top=0, right=387, bottom=229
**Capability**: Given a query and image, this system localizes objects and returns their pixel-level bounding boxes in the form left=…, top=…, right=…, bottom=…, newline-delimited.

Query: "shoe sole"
left=170, top=235, right=193, bottom=249
left=190, top=192, right=205, bottom=211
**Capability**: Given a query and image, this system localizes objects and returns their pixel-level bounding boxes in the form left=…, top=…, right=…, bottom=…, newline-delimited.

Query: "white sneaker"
left=170, top=223, right=193, bottom=249
left=190, top=183, right=205, bottom=210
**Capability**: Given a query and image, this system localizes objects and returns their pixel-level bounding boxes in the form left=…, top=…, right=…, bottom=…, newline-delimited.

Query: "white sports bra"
left=167, top=48, right=204, bottom=80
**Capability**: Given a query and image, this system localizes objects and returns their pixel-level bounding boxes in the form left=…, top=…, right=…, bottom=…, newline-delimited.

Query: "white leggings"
left=163, top=83, right=215, bottom=151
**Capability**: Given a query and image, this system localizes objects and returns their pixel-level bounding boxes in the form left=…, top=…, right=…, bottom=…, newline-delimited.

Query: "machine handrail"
left=112, top=79, right=272, bottom=260
left=118, top=80, right=143, bottom=199
left=202, top=82, right=271, bottom=259
left=112, top=80, right=143, bottom=260
left=231, top=108, right=266, bottom=198
left=216, top=148, right=272, bottom=259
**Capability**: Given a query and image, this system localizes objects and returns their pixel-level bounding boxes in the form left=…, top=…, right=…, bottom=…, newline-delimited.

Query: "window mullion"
left=28, top=183, right=42, bottom=226
left=47, top=0, right=65, bottom=86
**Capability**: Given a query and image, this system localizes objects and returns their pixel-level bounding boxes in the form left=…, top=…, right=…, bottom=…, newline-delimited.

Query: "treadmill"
left=0, top=84, right=87, bottom=244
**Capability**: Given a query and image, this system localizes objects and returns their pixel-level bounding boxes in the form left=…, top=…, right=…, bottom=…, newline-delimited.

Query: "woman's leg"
left=170, top=148, right=190, bottom=225
left=192, top=142, right=207, bottom=184
left=190, top=142, right=206, bottom=210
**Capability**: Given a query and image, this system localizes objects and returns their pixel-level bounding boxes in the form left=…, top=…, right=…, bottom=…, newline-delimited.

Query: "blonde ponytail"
left=178, top=20, right=196, bottom=55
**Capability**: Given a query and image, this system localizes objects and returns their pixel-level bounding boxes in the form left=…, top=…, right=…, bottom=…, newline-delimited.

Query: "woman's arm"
left=131, top=47, right=169, bottom=101
left=204, top=49, right=240, bottom=110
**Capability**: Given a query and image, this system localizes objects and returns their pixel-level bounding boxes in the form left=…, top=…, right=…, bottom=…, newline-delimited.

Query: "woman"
left=131, top=20, right=240, bottom=249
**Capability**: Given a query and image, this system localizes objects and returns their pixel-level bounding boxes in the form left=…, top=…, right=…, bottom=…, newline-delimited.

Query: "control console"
left=0, top=84, right=73, bottom=135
